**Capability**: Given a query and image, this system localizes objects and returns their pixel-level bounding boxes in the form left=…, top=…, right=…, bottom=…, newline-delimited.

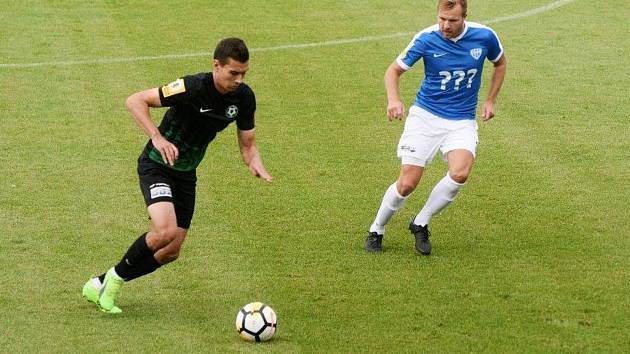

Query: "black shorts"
left=138, top=156, right=197, bottom=229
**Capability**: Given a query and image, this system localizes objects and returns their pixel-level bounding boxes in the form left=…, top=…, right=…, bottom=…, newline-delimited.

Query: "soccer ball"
left=235, top=302, right=277, bottom=342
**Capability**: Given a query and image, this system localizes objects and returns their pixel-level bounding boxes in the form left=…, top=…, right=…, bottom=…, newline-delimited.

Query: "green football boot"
left=82, top=277, right=100, bottom=304
left=82, top=276, right=122, bottom=314
left=97, top=268, right=125, bottom=314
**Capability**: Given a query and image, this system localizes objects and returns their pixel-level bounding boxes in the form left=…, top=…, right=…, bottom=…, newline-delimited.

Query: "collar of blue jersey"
left=447, top=21, right=468, bottom=43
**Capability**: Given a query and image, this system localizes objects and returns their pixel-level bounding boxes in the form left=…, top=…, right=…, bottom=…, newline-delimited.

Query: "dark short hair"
left=438, top=0, right=467, bottom=17
left=214, top=37, right=249, bottom=65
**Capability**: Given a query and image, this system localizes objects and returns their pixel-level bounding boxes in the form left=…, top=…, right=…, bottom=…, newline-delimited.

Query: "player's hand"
left=481, top=101, right=495, bottom=121
left=151, top=135, right=179, bottom=166
left=248, top=163, right=273, bottom=183
left=387, top=100, right=405, bottom=121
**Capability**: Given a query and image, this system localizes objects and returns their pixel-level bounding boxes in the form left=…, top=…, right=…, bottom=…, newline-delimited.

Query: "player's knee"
left=449, top=170, right=470, bottom=184
left=397, top=180, right=417, bottom=197
left=149, top=227, right=179, bottom=249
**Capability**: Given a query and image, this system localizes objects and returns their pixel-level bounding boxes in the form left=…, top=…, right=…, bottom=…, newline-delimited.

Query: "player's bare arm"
left=125, top=88, right=179, bottom=166
left=237, top=128, right=273, bottom=183
left=384, top=62, right=407, bottom=121
left=481, top=54, right=507, bottom=121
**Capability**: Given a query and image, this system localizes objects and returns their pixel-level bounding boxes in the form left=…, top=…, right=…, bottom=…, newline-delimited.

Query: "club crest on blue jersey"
left=470, top=48, right=482, bottom=60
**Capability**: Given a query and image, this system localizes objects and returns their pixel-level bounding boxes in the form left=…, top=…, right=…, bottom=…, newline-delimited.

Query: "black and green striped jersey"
left=141, top=72, right=256, bottom=172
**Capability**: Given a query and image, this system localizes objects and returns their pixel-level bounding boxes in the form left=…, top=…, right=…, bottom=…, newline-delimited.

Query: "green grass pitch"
left=1, top=0, right=628, bottom=352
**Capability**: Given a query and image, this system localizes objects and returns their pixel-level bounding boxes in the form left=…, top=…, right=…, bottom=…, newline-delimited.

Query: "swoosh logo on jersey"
left=433, top=53, right=447, bottom=58
left=199, top=108, right=212, bottom=113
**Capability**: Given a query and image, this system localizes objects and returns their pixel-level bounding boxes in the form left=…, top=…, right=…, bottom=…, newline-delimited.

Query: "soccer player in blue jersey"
left=365, top=0, right=507, bottom=254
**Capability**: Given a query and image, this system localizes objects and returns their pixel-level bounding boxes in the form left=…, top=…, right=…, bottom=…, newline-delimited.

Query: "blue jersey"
left=397, top=22, right=503, bottom=120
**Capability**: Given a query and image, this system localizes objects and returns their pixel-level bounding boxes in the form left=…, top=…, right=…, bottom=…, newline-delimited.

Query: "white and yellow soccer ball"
left=235, top=302, right=277, bottom=342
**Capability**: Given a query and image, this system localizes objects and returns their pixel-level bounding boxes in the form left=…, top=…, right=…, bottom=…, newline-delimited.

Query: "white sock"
left=370, top=182, right=407, bottom=234
left=413, top=173, right=464, bottom=226
left=92, top=277, right=102, bottom=288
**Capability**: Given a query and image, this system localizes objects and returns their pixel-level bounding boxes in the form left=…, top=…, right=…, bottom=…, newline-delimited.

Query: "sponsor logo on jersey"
left=470, top=48, right=482, bottom=60
left=226, top=105, right=238, bottom=119
left=162, top=78, right=186, bottom=97
left=149, top=183, right=172, bottom=199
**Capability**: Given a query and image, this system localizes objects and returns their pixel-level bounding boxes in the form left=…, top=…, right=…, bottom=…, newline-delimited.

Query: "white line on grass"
left=483, top=0, right=575, bottom=24
left=0, top=0, right=575, bottom=69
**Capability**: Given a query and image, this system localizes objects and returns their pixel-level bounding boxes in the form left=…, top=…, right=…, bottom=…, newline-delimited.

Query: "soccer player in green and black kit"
left=82, top=38, right=272, bottom=314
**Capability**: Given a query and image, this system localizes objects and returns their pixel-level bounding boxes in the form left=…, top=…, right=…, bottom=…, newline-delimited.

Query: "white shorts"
left=397, top=105, right=478, bottom=167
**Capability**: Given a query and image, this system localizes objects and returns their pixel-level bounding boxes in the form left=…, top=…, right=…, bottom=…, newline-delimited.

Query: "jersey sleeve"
left=158, top=75, right=203, bottom=107
left=236, top=88, right=256, bottom=131
left=396, top=34, right=426, bottom=71
left=486, top=28, right=504, bottom=62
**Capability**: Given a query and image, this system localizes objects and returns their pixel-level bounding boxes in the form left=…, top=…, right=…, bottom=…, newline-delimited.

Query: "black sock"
left=101, top=255, right=162, bottom=283
left=112, top=233, right=155, bottom=281
left=120, top=255, right=162, bottom=281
